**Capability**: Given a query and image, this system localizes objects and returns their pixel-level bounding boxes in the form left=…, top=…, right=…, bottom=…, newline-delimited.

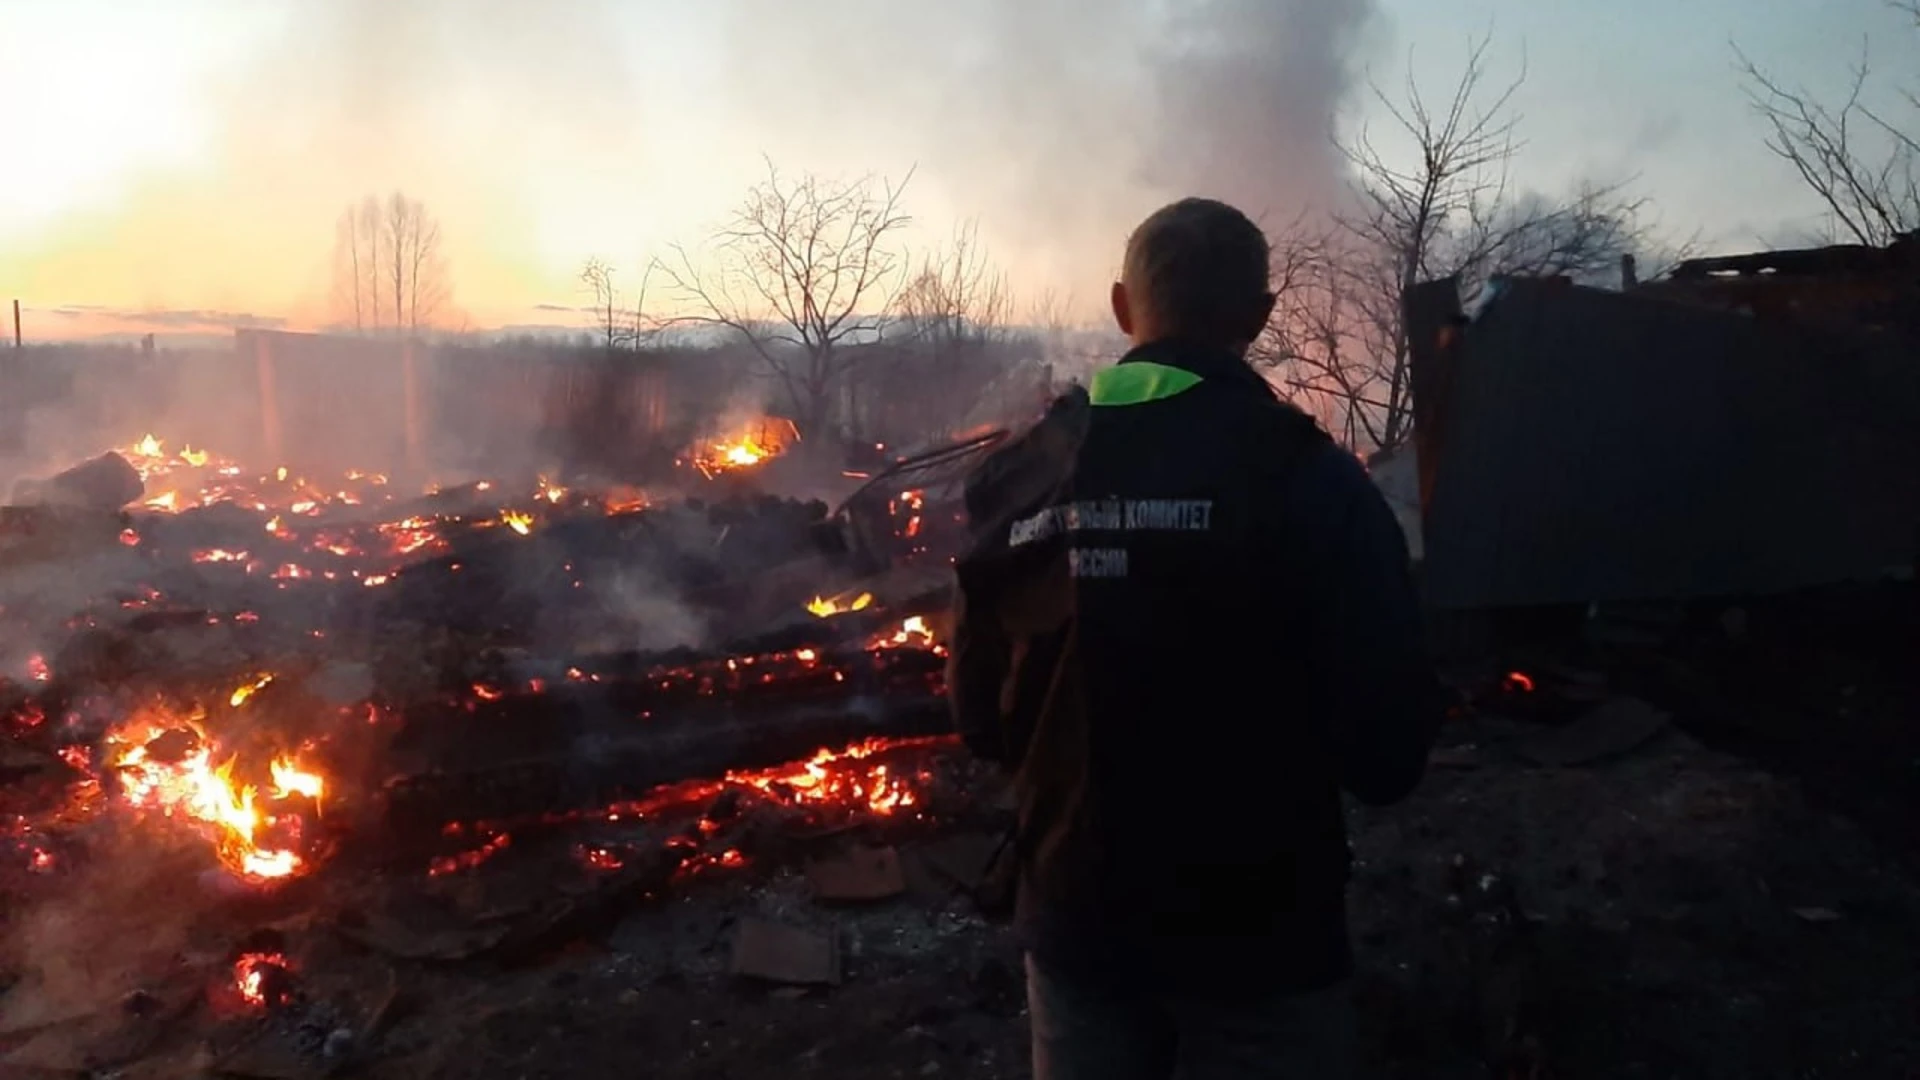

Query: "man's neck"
left=1129, top=335, right=1248, bottom=361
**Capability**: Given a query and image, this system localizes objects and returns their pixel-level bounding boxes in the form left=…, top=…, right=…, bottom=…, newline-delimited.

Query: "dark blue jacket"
left=948, top=340, right=1443, bottom=996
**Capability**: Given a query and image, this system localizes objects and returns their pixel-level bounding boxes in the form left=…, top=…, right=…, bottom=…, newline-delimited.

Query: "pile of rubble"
left=2, top=433, right=1913, bottom=1078
left=0, top=433, right=992, bottom=1075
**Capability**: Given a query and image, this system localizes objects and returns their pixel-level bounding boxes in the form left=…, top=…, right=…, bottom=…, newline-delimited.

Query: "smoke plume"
left=715, top=0, right=1378, bottom=306
left=4, top=0, right=1375, bottom=333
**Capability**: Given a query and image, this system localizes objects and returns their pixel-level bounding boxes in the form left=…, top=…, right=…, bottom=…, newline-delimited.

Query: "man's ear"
left=1110, top=281, right=1133, bottom=337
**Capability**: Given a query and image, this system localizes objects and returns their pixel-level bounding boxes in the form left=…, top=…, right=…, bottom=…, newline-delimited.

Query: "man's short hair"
left=1122, top=198, right=1272, bottom=341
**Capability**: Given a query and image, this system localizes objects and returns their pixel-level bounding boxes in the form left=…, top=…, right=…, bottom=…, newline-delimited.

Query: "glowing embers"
left=118, top=433, right=394, bottom=518
left=721, top=739, right=925, bottom=817
left=867, top=615, right=937, bottom=653
left=426, top=736, right=954, bottom=884
left=232, top=951, right=295, bottom=1011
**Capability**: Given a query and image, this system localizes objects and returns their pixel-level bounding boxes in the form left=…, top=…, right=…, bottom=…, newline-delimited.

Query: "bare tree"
left=1022, top=288, right=1126, bottom=387
left=882, top=224, right=1028, bottom=434
left=580, top=258, right=625, bottom=356
left=1257, top=35, right=1651, bottom=452
left=1026, top=287, right=1075, bottom=345
left=332, top=192, right=449, bottom=334
left=656, top=160, right=913, bottom=438
left=333, top=199, right=382, bottom=331
left=577, top=258, right=661, bottom=357
left=1260, top=225, right=1394, bottom=448
left=386, top=193, right=447, bottom=333
left=895, top=222, right=1013, bottom=358
left=1736, top=1, right=1920, bottom=246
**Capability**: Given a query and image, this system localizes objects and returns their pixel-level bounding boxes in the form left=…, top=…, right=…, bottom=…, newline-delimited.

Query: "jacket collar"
left=1114, top=339, right=1279, bottom=402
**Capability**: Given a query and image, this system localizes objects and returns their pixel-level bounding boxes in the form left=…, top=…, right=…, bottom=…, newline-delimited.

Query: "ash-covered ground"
left=135, top=706, right=1905, bottom=1080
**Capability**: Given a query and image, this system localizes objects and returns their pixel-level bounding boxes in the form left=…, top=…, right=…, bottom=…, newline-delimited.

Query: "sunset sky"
left=1, top=0, right=1914, bottom=342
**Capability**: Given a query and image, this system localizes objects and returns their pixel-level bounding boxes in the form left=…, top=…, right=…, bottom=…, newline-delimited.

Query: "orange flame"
left=806, top=591, right=874, bottom=618
left=229, top=674, right=273, bottom=707
left=688, top=417, right=798, bottom=478
left=869, top=615, right=937, bottom=651
left=107, top=711, right=325, bottom=882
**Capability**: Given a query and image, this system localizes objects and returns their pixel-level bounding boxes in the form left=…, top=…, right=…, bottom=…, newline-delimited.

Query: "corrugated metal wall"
left=1415, top=278, right=1920, bottom=608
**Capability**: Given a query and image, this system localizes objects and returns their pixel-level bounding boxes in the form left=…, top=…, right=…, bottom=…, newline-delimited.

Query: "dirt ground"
left=5, top=615, right=1917, bottom=1079
left=325, top=714, right=1919, bottom=1080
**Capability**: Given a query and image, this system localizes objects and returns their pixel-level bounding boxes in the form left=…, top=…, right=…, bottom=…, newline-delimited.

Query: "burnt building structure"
left=1633, top=230, right=1919, bottom=333
left=1406, top=262, right=1920, bottom=610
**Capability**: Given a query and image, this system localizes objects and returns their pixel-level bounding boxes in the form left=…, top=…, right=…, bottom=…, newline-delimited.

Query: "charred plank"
left=379, top=690, right=950, bottom=835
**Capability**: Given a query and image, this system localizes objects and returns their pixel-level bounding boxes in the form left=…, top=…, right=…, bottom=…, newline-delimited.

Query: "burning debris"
left=231, top=952, right=294, bottom=1012
left=1, top=428, right=952, bottom=884
left=0, top=422, right=1913, bottom=1080
left=685, top=417, right=799, bottom=479
left=105, top=705, right=327, bottom=882
left=0, top=427, right=976, bottom=1073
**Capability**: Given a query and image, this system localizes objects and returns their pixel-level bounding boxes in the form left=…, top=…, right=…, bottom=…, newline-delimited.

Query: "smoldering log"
left=8, top=452, right=144, bottom=511
left=357, top=497, right=848, bottom=642
left=380, top=694, right=951, bottom=835
left=398, top=632, right=946, bottom=761
left=551, top=608, right=936, bottom=677
left=84, top=490, right=854, bottom=660
left=379, top=648, right=948, bottom=833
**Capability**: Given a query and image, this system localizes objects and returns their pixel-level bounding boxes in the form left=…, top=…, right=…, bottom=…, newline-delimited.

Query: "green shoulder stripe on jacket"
left=1087, top=362, right=1204, bottom=407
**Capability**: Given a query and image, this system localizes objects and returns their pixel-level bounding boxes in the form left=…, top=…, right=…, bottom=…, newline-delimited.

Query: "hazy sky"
left=0, top=0, right=1914, bottom=340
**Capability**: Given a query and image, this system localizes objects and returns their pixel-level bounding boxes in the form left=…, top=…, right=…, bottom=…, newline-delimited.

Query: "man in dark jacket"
left=947, top=197, right=1445, bottom=1079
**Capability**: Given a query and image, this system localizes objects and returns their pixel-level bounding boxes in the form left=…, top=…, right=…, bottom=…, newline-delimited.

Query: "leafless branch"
left=652, top=158, right=914, bottom=436
left=1735, top=15, right=1919, bottom=246
left=579, top=258, right=632, bottom=356
left=1256, top=35, right=1654, bottom=453
left=894, top=221, right=1013, bottom=354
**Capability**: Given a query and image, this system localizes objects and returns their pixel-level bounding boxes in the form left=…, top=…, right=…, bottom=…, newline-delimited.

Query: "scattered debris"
left=0, top=983, right=194, bottom=1074
left=334, top=906, right=511, bottom=962
left=9, top=450, right=144, bottom=510
left=916, top=833, right=1007, bottom=895
left=731, top=918, right=841, bottom=986
left=1516, top=696, right=1672, bottom=766
left=805, top=845, right=906, bottom=902
left=0, top=504, right=128, bottom=569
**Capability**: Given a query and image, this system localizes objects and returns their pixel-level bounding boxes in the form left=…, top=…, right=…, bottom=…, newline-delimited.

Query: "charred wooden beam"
left=378, top=688, right=951, bottom=835
left=390, top=640, right=944, bottom=765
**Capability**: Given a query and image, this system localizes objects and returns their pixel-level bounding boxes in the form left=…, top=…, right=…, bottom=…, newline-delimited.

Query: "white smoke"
left=6, top=0, right=1378, bottom=331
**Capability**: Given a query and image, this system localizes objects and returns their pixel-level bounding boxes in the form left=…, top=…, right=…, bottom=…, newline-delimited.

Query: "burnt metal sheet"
left=1411, top=277, right=1920, bottom=609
